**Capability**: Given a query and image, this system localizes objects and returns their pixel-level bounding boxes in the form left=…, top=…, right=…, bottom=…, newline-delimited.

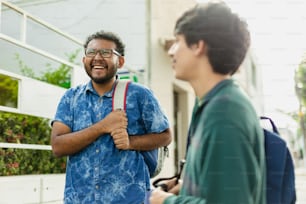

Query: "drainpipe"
left=145, top=0, right=151, bottom=87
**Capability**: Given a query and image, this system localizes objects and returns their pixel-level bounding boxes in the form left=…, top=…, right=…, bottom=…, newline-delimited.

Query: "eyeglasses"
left=85, top=48, right=121, bottom=58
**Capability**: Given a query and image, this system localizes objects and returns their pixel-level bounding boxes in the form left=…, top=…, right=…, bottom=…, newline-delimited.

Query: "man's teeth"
left=93, top=65, right=105, bottom=69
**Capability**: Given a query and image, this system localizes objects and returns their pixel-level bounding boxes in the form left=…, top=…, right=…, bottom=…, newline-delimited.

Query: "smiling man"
left=51, top=30, right=171, bottom=204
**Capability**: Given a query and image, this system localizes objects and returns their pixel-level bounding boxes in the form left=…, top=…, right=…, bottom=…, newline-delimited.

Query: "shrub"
left=0, top=111, right=66, bottom=176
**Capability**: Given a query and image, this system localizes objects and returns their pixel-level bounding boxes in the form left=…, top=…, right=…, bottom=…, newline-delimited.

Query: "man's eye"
left=87, top=51, right=96, bottom=55
left=102, top=50, right=111, bottom=55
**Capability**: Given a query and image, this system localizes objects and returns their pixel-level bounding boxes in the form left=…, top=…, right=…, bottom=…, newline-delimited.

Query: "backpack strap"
left=112, top=80, right=131, bottom=111
left=260, top=116, right=280, bottom=134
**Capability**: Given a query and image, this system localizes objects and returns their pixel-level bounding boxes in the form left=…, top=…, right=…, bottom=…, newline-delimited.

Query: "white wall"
left=0, top=174, right=65, bottom=204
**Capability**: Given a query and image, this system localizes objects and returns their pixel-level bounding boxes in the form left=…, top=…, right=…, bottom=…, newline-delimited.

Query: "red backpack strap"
left=112, top=80, right=130, bottom=111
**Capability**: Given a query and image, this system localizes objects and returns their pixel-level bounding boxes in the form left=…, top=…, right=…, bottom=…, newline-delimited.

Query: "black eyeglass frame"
left=85, top=48, right=121, bottom=58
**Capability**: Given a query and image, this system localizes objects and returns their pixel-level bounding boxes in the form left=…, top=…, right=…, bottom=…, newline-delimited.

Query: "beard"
left=91, top=71, right=116, bottom=84
left=85, top=63, right=118, bottom=84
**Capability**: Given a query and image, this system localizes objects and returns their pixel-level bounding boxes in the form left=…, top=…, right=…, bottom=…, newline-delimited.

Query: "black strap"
left=152, top=159, right=186, bottom=191
left=260, top=116, right=279, bottom=134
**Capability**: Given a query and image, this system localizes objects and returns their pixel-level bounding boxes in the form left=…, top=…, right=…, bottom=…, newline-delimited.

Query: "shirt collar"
left=196, top=78, right=234, bottom=108
left=85, top=75, right=119, bottom=98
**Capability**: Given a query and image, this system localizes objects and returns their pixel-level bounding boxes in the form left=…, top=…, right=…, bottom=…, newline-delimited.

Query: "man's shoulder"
left=64, top=83, right=87, bottom=96
left=127, top=82, right=152, bottom=95
left=128, top=81, right=148, bottom=89
left=204, top=85, right=256, bottom=121
left=56, top=84, right=88, bottom=107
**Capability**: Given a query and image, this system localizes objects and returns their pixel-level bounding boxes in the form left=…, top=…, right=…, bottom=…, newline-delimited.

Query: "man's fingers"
left=111, top=129, right=126, bottom=137
left=112, top=132, right=129, bottom=150
left=115, top=110, right=128, bottom=127
left=113, top=139, right=129, bottom=150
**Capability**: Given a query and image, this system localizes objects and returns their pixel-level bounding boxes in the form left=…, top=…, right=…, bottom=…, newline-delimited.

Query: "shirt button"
left=96, top=185, right=99, bottom=189
left=96, top=149, right=99, bottom=153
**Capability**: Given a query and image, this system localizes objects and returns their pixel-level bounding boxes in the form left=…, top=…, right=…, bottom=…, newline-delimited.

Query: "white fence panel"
left=0, top=175, right=41, bottom=204
left=19, top=76, right=66, bottom=119
left=0, top=174, right=65, bottom=204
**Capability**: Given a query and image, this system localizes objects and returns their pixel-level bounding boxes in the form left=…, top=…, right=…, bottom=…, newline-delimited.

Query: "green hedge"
left=0, top=111, right=66, bottom=176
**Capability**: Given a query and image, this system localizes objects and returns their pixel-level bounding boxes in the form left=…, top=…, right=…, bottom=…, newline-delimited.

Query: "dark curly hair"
left=174, top=1, right=250, bottom=75
left=83, top=30, right=125, bottom=56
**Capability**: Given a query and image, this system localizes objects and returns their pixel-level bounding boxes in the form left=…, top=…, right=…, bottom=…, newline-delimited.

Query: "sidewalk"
left=296, top=167, right=306, bottom=204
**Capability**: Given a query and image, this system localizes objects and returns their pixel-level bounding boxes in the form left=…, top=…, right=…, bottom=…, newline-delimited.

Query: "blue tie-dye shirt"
left=53, top=80, right=169, bottom=204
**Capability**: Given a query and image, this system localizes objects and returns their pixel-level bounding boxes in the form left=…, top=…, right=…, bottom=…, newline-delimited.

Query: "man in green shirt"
left=150, top=1, right=266, bottom=204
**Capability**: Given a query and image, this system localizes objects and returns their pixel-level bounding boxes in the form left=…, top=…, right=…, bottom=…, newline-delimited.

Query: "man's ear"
left=191, top=40, right=207, bottom=56
left=117, top=56, right=125, bottom=68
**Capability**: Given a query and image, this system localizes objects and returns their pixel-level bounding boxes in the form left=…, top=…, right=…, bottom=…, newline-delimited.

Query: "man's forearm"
left=129, top=128, right=172, bottom=151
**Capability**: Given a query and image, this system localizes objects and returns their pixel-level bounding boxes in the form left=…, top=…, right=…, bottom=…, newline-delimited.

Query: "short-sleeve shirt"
left=53, top=80, right=169, bottom=204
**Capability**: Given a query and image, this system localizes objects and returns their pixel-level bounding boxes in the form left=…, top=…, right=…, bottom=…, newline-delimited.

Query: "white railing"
left=0, top=0, right=81, bottom=168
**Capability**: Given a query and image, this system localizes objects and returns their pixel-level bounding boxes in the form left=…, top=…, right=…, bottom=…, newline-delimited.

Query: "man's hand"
left=111, top=128, right=130, bottom=150
left=164, top=178, right=181, bottom=194
left=99, top=110, right=127, bottom=133
left=150, top=188, right=173, bottom=204
left=154, top=177, right=181, bottom=195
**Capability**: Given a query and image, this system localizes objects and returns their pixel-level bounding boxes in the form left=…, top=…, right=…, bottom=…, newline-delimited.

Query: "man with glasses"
left=51, top=30, right=172, bottom=204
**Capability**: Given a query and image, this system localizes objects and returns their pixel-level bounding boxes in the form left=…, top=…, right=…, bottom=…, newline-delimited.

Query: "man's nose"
left=93, top=52, right=105, bottom=59
left=168, top=43, right=177, bottom=56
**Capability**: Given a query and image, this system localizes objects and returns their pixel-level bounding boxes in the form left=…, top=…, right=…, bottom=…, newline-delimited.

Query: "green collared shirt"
left=165, top=79, right=266, bottom=204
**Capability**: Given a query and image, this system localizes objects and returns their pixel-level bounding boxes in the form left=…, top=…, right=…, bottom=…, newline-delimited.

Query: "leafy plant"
left=0, top=111, right=66, bottom=176
left=0, top=74, right=18, bottom=108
